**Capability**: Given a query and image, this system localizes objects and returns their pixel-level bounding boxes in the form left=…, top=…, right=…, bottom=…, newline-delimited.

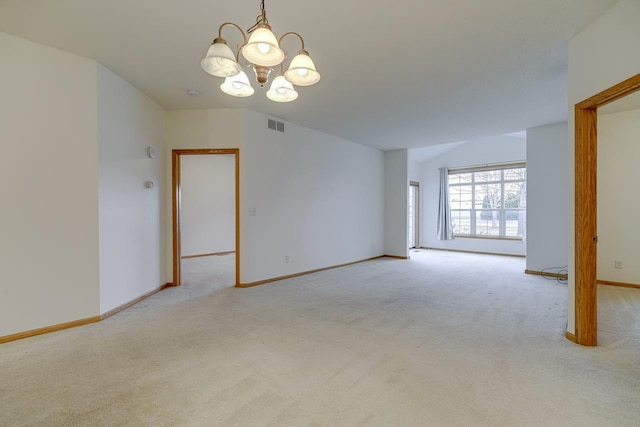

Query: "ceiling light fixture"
left=201, top=0, right=320, bottom=102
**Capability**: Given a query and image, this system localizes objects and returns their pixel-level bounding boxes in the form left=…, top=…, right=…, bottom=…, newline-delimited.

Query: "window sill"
left=453, top=235, right=523, bottom=242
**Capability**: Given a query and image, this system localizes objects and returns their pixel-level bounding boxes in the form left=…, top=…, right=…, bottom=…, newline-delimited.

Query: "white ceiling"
left=0, top=0, right=618, bottom=151
left=409, top=140, right=469, bottom=163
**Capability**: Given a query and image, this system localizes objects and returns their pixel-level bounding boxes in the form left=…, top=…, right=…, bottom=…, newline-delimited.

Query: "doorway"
left=574, top=73, right=640, bottom=346
left=408, top=181, right=420, bottom=249
left=172, top=149, right=239, bottom=287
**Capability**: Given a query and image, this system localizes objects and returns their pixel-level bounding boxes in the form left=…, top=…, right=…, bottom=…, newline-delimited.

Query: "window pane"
left=504, top=168, right=526, bottom=181
left=475, top=170, right=501, bottom=183
left=449, top=173, right=472, bottom=185
left=451, top=210, right=471, bottom=235
left=449, top=185, right=472, bottom=210
left=505, top=210, right=526, bottom=237
left=475, top=210, right=500, bottom=236
left=474, top=183, right=501, bottom=209
left=504, top=181, right=525, bottom=209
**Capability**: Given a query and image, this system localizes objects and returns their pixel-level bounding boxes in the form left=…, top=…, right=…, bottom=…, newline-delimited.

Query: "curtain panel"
left=437, top=167, right=454, bottom=240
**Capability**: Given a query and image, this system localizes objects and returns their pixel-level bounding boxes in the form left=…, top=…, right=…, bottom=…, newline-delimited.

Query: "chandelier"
left=201, top=0, right=321, bottom=102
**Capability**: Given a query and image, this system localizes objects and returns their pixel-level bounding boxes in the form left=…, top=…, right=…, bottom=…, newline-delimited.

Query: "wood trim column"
left=172, top=150, right=181, bottom=285
left=574, top=105, right=597, bottom=346
left=573, top=73, right=640, bottom=346
left=234, top=151, right=240, bottom=287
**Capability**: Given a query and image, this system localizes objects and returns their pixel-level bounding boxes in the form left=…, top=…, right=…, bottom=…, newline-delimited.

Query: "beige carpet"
left=181, top=252, right=236, bottom=295
left=1, top=250, right=639, bottom=426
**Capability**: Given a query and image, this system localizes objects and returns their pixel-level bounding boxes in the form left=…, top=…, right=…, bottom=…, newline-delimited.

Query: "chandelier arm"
left=216, top=22, right=248, bottom=45
left=278, top=32, right=305, bottom=51
left=246, top=19, right=261, bottom=34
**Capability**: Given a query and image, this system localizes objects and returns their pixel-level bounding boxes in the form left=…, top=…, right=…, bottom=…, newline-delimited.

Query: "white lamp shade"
left=221, top=71, right=255, bottom=97
left=266, top=75, right=298, bottom=102
left=241, top=27, right=285, bottom=67
left=284, top=52, right=321, bottom=86
left=201, top=42, right=241, bottom=77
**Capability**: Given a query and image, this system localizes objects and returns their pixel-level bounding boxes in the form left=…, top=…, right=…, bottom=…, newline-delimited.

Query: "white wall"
left=417, top=136, right=527, bottom=256
left=567, top=0, right=640, bottom=334
left=180, top=154, right=235, bottom=256
left=97, top=64, right=166, bottom=314
left=526, top=122, right=568, bottom=272
left=597, top=109, right=640, bottom=284
left=0, top=33, right=100, bottom=336
left=384, top=150, right=409, bottom=258
left=243, top=110, right=385, bottom=283
left=166, top=109, right=384, bottom=285
left=408, top=156, right=422, bottom=183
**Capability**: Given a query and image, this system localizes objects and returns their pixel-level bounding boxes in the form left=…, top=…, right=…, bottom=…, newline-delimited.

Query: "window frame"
left=448, top=162, right=526, bottom=240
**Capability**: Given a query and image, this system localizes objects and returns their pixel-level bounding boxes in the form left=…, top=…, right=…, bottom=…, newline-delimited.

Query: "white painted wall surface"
left=243, top=110, right=385, bottom=283
left=567, top=0, right=640, bottom=334
left=408, top=157, right=422, bottom=184
left=180, top=155, right=235, bottom=256
left=97, top=64, right=166, bottom=314
left=384, top=150, right=409, bottom=258
left=0, top=33, right=100, bottom=336
left=418, top=136, right=526, bottom=256
left=526, top=122, right=568, bottom=272
left=167, top=109, right=384, bottom=284
left=165, top=109, right=246, bottom=282
left=597, top=109, right=640, bottom=284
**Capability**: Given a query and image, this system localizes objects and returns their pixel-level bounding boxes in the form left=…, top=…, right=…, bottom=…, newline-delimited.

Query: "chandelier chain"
left=247, top=0, right=268, bottom=34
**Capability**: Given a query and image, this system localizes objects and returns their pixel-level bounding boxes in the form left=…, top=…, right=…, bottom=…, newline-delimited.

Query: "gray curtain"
left=437, top=167, right=454, bottom=240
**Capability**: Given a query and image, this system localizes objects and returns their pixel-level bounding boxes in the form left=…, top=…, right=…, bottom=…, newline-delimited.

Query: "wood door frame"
left=172, top=149, right=240, bottom=287
left=574, top=73, right=640, bottom=346
left=409, top=181, right=420, bottom=248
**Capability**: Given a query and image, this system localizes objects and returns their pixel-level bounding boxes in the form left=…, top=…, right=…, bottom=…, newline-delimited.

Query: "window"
left=448, top=163, right=526, bottom=239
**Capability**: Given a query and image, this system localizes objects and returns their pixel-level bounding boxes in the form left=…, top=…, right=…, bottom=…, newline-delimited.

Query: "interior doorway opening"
left=172, top=149, right=239, bottom=287
left=574, top=73, right=640, bottom=346
left=408, top=181, right=420, bottom=249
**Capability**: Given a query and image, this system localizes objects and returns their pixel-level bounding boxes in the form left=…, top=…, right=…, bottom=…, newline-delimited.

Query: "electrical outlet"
left=614, top=260, right=622, bottom=269
left=285, top=256, right=289, bottom=263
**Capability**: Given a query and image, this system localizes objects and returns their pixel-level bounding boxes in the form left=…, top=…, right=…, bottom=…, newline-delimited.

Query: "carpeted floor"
left=1, top=250, right=639, bottom=426
left=181, top=252, right=236, bottom=296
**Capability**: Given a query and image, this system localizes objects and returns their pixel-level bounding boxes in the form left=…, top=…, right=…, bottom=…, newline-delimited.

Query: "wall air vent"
left=267, top=118, right=285, bottom=133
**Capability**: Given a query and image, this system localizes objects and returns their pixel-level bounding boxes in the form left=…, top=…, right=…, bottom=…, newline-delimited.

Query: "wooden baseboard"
left=237, top=256, right=384, bottom=288
left=0, top=316, right=102, bottom=345
left=597, top=280, right=640, bottom=290
left=384, top=255, right=409, bottom=260
left=101, top=283, right=172, bottom=320
left=525, top=269, right=568, bottom=280
left=181, top=251, right=235, bottom=259
left=420, top=247, right=525, bottom=258
left=0, top=283, right=173, bottom=345
left=565, top=331, right=577, bottom=343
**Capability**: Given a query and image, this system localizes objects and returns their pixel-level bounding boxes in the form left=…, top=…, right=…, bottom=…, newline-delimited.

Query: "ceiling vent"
left=268, top=118, right=285, bottom=133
